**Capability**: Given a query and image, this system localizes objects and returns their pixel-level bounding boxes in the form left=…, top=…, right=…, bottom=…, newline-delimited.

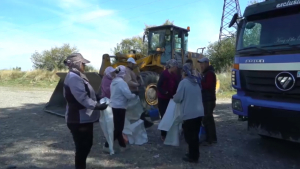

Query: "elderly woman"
left=63, top=53, right=108, bottom=169
left=157, top=59, right=180, bottom=141
left=104, top=65, right=136, bottom=152
left=100, top=66, right=116, bottom=99
left=173, top=63, right=204, bottom=163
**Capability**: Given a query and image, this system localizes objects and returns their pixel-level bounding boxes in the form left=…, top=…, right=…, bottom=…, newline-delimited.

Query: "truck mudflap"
left=248, top=105, right=300, bottom=143
left=44, top=72, right=102, bottom=117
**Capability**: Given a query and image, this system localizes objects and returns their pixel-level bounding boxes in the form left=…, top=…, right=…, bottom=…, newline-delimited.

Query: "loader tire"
left=138, top=71, right=160, bottom=111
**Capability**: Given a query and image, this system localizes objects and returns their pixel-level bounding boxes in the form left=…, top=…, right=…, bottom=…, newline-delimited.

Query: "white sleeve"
left=120, top=81, right=136, bottom=100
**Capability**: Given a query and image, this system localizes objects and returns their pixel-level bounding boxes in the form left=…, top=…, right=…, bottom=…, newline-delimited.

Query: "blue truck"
left=229, top=0, right=300, bottom=142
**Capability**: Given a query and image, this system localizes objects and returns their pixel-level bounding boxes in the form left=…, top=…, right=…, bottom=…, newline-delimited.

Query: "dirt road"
left=0, top=87, right=300, bottom=169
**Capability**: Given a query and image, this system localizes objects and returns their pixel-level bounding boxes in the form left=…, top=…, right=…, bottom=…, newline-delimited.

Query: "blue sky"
left=0, top=0, right=249, bottom=71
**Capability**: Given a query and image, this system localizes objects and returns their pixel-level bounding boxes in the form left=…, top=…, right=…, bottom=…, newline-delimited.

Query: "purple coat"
left=100, top=75, right=113, bottom=99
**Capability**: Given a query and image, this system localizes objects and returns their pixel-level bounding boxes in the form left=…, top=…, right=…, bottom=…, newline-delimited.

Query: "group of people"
left=157, top=57, right=218, bottom=163
left=62, top=53, right=218, bottom=169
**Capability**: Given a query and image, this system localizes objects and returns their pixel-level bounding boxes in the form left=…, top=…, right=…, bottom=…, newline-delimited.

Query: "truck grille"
left=240, top=70, right=300, bottom=95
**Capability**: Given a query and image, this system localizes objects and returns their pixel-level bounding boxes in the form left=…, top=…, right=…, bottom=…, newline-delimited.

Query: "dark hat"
left=65, top=53, right=90, bottom=64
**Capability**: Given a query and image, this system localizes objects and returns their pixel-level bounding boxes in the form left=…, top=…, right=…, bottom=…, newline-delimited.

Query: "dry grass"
left=0, top=69, right=64, bottom=88
left=0, top=69, right=235, bottom=98
left=216, top=72, right=235, bottom=99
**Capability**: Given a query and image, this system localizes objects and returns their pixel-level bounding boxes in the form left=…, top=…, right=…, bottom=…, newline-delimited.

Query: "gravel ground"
left=0, top=86, right=300, bottom=169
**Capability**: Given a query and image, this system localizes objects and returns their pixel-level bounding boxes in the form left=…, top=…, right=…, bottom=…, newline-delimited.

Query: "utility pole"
left=219, top=0, right=241, bottom=42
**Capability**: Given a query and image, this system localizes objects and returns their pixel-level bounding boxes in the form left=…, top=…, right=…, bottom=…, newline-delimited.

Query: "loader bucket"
left=44, top=72, right=102, bottom=117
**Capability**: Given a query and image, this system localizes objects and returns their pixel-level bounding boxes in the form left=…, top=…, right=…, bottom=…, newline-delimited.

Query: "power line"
left=0, top=0, right=114, bottom=34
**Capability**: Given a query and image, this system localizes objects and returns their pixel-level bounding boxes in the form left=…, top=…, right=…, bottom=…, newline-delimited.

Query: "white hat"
left=127, top=57, right=136, bottom=64
left=197, top=57, right=209, bottom=63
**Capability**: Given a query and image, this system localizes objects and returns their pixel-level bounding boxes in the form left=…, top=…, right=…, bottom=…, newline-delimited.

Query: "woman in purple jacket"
left=100, top=66, right=116, bottom=99
left=157, top=59, right=180, bottom=141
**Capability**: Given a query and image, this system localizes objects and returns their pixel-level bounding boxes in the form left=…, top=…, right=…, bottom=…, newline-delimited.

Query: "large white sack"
left=126, top=119, right=148, bottom=145
left=158, top=99, right=176, bottom=131
left=164, top=103, right=182, bottom=146
left=99, top=97, right=114, bottom=155
left=122, top=117, right=132, bottom=136
left=126, top=96, right=144, bottom=121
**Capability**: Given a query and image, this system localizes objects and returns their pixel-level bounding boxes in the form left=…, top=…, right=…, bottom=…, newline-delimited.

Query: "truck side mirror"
left=229, top=13, right=239, bottom=28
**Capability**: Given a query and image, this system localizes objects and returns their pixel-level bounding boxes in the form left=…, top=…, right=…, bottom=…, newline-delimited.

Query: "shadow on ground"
left=0, top=102, right=300, bottom=169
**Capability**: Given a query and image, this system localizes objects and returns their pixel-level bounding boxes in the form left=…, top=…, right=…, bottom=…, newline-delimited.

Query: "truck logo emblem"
left=275, top=72, right=295, bottom=91
left=245, top=59, right=264, bottom=63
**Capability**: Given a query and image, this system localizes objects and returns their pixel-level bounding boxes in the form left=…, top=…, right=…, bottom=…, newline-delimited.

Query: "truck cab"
left=230, top=0, right=300, bottom=142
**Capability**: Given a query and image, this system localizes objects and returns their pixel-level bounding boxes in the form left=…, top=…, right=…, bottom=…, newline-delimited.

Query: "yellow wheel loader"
left=44, top=25, right=220, bottom=118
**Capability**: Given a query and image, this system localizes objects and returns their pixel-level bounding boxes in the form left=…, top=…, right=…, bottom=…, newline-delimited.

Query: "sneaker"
left=182, top=157, right=198, bottom=163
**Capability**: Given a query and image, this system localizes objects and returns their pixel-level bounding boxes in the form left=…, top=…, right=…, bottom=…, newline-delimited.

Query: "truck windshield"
left=237, top=11, right=300, bottom=53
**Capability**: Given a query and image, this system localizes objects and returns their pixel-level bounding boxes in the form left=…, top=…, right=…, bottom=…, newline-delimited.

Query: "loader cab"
left=144, top=25, right=190, bottom=65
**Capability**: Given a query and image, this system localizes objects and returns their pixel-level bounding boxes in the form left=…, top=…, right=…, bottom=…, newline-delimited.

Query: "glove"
left=94, top=103, right=108, bottom=110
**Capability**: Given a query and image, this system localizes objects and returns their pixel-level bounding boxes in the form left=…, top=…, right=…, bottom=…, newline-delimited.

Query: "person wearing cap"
left=63, top=53, right=108, bottom=169
left=104, top=65, right=136, bottom=152
left=100, top=66, right=116, bottom=99
left=197, top=57, right=217, bottom=146
left=173, top=62, right=204, bottom=163
left=124, top=57, right=141, bottom=94
left=157, top=59, right=180, bottom=141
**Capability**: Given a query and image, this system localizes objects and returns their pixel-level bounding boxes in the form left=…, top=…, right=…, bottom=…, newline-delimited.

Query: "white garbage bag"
left=99, top=97, right=114, bottom=155
left=123, top=117, right=132, bottom=136
left=126, top=119, right=148, bottom=145
left=126, top=96, right=143, bottom=121
left=163, top=103, right=182, bottom=146
left=158, top=99, right=176, bottom=131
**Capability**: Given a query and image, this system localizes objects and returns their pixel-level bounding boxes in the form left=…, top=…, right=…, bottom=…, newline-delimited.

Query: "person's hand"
left=95, top=103, right=108, bottom=110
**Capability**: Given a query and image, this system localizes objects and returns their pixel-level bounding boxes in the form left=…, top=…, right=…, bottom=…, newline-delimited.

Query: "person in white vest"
left=103, top=65, right=136, bottom=152
left=173, top=62, right=204, bottom=163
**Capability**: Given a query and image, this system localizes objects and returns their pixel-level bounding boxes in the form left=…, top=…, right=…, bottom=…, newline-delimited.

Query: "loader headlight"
left=232, top=70, right=236, bottom=86
left=232, top=99, right=242, bottom=111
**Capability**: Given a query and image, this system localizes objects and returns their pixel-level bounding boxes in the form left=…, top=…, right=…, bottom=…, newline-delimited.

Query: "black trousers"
left=203, top=101, right=217, bottom=143
left=105, top=108, right=126, bottom=148
left=183, top=117, right=202, bottom=160
left=67, top=123, right=93, bottom=169
left=158, top=97, right=170, bottom=138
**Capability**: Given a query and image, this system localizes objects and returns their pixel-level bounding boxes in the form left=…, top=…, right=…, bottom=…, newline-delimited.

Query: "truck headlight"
left=232, top=70, right=236, bottom=86
left=232, top=99, right=243, bottom=111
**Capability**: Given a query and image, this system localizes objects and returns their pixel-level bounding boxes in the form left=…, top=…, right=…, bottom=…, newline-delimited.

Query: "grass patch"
left=0, top=70, right=235, bottom=98
left=216, top=72, right=235, bottom=99
left=0, top=69, right=61, bottom=88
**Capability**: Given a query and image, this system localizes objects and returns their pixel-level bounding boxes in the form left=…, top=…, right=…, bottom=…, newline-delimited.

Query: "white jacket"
left=110, top=77, right=136, bottom=109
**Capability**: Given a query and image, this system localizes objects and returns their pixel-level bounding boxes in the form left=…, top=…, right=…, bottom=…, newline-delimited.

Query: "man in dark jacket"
left=198, top=57, right=217, bottom=146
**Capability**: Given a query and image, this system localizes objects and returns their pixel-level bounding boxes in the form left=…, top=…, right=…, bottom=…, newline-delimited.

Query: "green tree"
left=205, top=37, right=236, bottom=73
left=31, top=44, right=78, bottom=71
left=111, top=19, right=174, bottom=55
left=112, top=36, right=147, bottom=55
